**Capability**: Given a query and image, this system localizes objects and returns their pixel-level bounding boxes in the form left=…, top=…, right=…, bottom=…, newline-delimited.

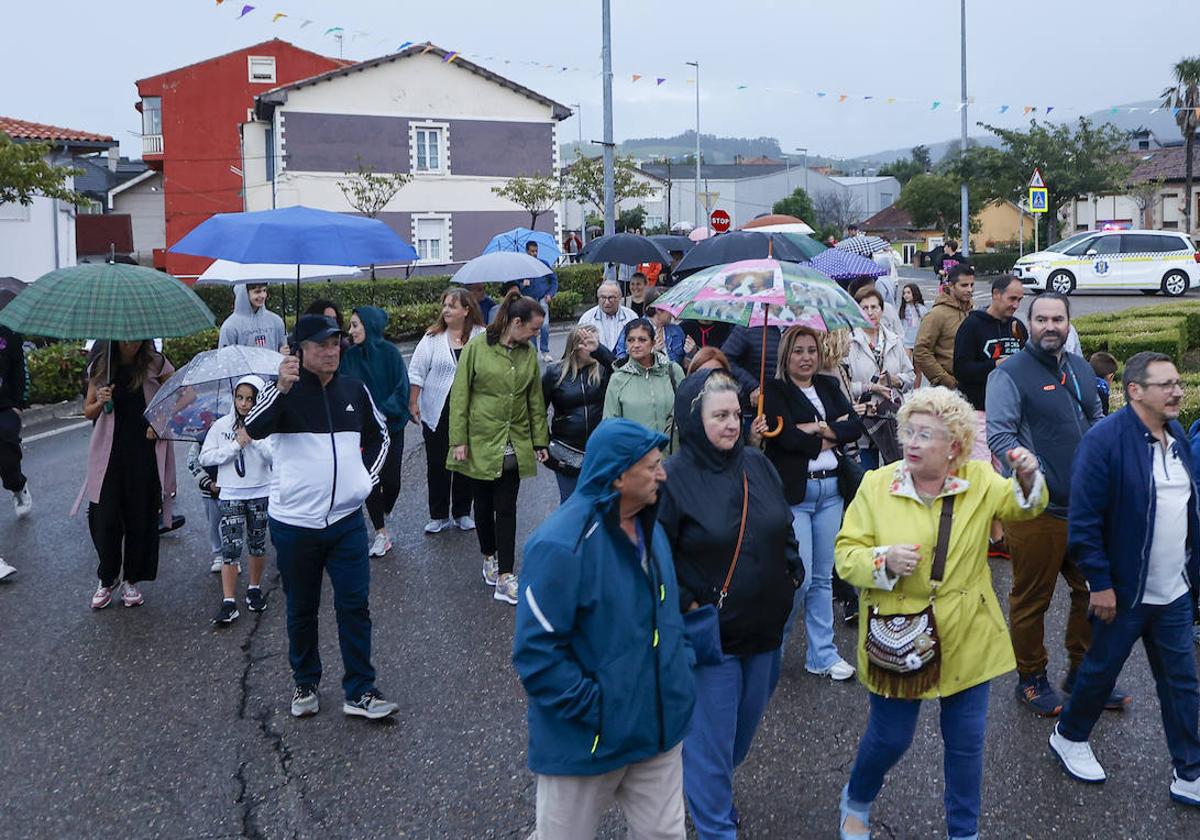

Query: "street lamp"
left=781, top=154, right=791, bottom=192
left=958, top=0, right=970, bottom=254
left=570, top=102, right=582, bottom=151
left=686, top=60, right=700, bottom=228
left=796, top=147, right=809, bottom=195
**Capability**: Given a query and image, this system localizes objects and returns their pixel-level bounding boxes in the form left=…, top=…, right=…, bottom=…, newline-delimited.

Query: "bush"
left=162, top=329, right=220, bottom=371
left=970, top=252, right=1019, bottom=275
left=549, top=291, right=582, bottom=319
left=26, top=343, right=88, bottom=404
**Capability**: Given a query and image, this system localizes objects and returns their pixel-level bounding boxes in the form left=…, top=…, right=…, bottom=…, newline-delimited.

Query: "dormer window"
left=248, top=56, right=277, bottom=84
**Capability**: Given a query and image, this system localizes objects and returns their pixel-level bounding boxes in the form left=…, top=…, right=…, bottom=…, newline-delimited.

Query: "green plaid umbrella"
left=0, top=263, right=215, bottom=340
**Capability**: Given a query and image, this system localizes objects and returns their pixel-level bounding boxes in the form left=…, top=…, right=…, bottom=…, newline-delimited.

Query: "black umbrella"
left=674, top=231, right=811, bottom=274
left=0, top=277, right=28, bottom=313
left=581, top=233, right=672, bottom=266
left=648, top=234, right=695, bottom=254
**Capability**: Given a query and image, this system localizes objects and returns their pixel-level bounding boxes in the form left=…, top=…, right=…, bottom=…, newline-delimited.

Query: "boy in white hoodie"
left=200, top=375, right=273, bottom=624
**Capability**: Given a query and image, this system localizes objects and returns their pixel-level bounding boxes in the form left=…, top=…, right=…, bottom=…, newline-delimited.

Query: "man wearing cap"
left=245, top=314, right=396, bottom=720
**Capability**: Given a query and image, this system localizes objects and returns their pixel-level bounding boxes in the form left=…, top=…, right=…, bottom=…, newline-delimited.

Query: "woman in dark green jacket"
left=340, top=306, right=411, bottom=559
left=447, top=290, right=549, bottom=606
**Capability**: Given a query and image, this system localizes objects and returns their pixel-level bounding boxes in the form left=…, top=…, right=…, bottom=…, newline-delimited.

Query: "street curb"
left=21, top=397, right=85, bottom=433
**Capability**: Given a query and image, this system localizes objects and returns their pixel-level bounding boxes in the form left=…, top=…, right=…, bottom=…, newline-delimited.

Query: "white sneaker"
left=808, top=658, right=856, bottom=681
left=369, top=532, right=392, bottom=557
left=210, top=556, right=223, bottom=574
left=13, top=486, right=31, bottom=519
left=0, top=558, right=15, bottom=581
left=424, top=518, right=453, bottom=534
left=120, top=581, right=144, bottom=608
left=454, top=515, right=476, bottom=531
left=494, top=573, right=518, bottom=605
left=482, top=555, right=499, bottom=587
left=1171, top=771, right=1200, bottom=806
left=1049, top=723, right=1106, bottom=783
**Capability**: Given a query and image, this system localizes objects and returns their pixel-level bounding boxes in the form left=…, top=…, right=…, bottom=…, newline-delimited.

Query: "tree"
left=563, top=151, right=655, bottom=223
left=897, top=174, right=968, bottom=235
left=1162, top=56, right=1200, bottom=233
left=1130, top=175, right=1166, bottom=228
left=0, top=134, right=86, bottom=206
left=812, top=190, right=864, bottom=234
left=337, top=157, right=410, bottom=218
left=617, top=204, right=647, bottom=232
left=878, top=145, right=932, bottom=186
left=491, top=174, right=564, bottom=229
left=912, top=144, right=932, bottom=170
left=772, top=187, right=816, bottom=222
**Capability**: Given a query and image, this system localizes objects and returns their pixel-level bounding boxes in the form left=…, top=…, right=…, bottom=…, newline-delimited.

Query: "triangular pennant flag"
left=736, top=85, right=747, bottom=90
left=445, top=52, right=461, bottom=63
left=686, top=79, right=695, bottom=85
left=215, top=0, right=224, bottom=4
left=1110, top=107, right=1119, bottom=115
left=999, top=105, right=1010, bottom=113
left=420, top=43, right=435, bottom=54
left=886, top=97, right=896, bottom=105
left=1045, top=106, right=1055, bottom=115
left=656, top=78, right=665, bottom=85
left=396, top=40, right=414, bottom=51
left=817, top=91, right=827, bottom=97
left=299, top=19, right=312, bottom=27
left=324, top=26, right=343, bottom=35
left=238, top=4, right=254, bottom=18
left=1151, top=107, right=1161, bottom=114
left=632, top=74, right=642, bottom=82
left=956, top=102, right=966, bottom=112
left=1023, top=106, right=1034, bottom=114
left=271, top=12, right=286, bottom=22
left=863, top=95, right=873, bottom=101
left=838, top=94, right=848, bottom=103
left=931, top=101, right=941, bottom=110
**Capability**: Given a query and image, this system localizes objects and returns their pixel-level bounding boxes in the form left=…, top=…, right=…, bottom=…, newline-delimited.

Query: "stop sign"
left=709, top=209, right=731, bottom=233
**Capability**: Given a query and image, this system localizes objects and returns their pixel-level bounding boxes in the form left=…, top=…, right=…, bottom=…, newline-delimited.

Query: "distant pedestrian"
left=658, top=369, right=802, bottom=837
left=0, top=323, right=31, bottom=519
left=77, top=340, right=177, bottom=610
left=514, top=418, right=694, bottom=840
left=408, top=288, right=484, bottom=534
left=932, top=239, right=966, bottom=284
left=577, top=281, right=637, bottom=350
left=614, top=289, right=692, bottom=365
left=835, top=387, right=1046, bottom=840
left=720, top=323, right=782, bottom=408
left=522, top=239, right=558, bottom=363
left=680, top=317, right=733, bottom=353
left=219, top=284, right=287, bottom=351
left=199, top=375, right=272, bottom=625
left=304, top=298, right=344, bottom=330
left=897, top=283, right=928, bottom=353
left=1049, top=352, right=1200, bottom=806
left=340, top=306, right=412, bottom=558
left=847, top=277, right=903, bottom=337
left=542, top=324, right=613, bottom=502
left=627, top=272, right=649, bottom=317
left=846, top=288, right=913, bottom=470
left=466, top=284, right=497, bottom=326
left=913, top=264, right=974, bottom=389
left=447, top=290, right=549, bottom=607
left=603, top=319, right=684, bottom=452
left=986, top=293, right=1127, bottom=716
left=246, top=315, right=397, bottom=721
left=1089, top=351, right=1118, bottom=415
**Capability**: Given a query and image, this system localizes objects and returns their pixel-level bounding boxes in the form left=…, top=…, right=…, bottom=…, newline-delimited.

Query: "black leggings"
left=473, top=466, right=521, bottom=575
left=423, top=409, right=473, bottom=520
left=0, top=408, right=26, bottom=493
left=365, top=430, right=403, bottom=531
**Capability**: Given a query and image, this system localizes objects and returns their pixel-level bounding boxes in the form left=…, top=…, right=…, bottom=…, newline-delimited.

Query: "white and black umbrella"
left=835, top=234, right=889, bottom=257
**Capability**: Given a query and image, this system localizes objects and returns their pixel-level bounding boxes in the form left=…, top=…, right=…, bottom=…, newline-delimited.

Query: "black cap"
left=292, top=314, right=344, bottom=345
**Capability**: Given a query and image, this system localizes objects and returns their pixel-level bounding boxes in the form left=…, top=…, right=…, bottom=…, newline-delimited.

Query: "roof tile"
left=0, top=116, right=114, bottom=144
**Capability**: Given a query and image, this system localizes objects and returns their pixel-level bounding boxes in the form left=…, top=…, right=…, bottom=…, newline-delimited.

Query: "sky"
left=4, top=0, right=1199, bottom=160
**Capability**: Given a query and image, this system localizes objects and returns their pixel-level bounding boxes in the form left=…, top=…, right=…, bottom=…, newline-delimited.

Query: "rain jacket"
left=1069, top=407, right=1200, bottom=610
left=835, top=460, right=1047, bottom=699
left=0, top=326, right=28, bottom=411
left=513, top=419, right=695, bottom=776
left=198, top=375, right=274, bottom=500
left=602, top=353, right=684, bottom=453
left=658, top=369, right=803, bottom=657
left=338, top=306, right=411, bottom=434
left=913, top=291, right=971, bottom=389
left=218, top=285, right=287, bottom=351
left=721, top=325, right=781, bottom=398
left=446, top=332, right=549, bottom=481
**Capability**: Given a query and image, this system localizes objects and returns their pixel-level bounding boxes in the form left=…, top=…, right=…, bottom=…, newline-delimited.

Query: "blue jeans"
left=858, top=447, right=879, bottom=471
left=683, top=649, right=781, bottom=839
left=270, top=511, right=376, bottom=701
left=848, top=681, right=990, bottom=839
left=782, top=477, right=844, bottom=671
left=539, top=299, right=551, bottom=352
left=1059, top=592, right=1200, bottom=780
left=554, top=470, right=577, bottom=503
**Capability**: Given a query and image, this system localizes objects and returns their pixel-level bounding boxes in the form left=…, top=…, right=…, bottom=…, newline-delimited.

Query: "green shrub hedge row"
left=1073, top=301, right=1200, bottom=365
left=969, top=252, right=1019, bottom=275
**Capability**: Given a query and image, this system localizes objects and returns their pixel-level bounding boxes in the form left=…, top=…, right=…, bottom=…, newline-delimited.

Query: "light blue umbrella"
left=483, top=228, right=560, bottom=263
left=452, top=251, right=553, bottom=285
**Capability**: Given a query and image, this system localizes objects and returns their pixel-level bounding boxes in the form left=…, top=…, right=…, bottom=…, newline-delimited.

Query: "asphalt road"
left=1, top=282, right=1198, bottom=839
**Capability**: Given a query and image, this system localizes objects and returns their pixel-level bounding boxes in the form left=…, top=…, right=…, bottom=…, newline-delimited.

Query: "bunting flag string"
left=238, top=4, right=254, bottom=18
left=271, top=12, right=286, bottom=22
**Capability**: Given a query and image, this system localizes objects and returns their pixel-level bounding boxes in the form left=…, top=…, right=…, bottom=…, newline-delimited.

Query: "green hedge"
left=26, top=343, right=88, bottom=405
left=1074, top=302, right=1200, bottom=363
left=970, top=252, right=1019, bottom=275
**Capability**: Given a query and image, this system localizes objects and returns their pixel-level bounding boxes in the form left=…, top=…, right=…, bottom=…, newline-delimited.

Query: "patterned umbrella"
left=808, top=249, right=888, bottom=281
left=0, top=263, right=215, bottom=340
left=835, top=234, right=890, bottom=257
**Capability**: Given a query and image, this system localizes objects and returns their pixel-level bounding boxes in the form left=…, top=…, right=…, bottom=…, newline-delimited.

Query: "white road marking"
left=24, top=421, right=90, bottom=443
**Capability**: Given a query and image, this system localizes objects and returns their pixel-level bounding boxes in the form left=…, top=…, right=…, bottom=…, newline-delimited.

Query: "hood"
left=354, top=306, right=389, bottom=345
left=933, top=290, right=971, bottom=313
left=233, top=285, right=261, bottom=317
left=574, top=418, right=669, bottom=502
left=234, top=374, right=267, bottom=396
left=674, top=368, right=744, bottom=473
left=616, top=351, right=673, bottom=376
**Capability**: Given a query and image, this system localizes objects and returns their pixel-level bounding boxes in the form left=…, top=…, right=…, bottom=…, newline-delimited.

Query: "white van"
left=1011, top=230, right=1200, bottom=296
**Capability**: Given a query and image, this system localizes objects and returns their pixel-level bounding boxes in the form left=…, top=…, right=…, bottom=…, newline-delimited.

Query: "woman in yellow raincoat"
left=834, top=387, right=1046, bottom=840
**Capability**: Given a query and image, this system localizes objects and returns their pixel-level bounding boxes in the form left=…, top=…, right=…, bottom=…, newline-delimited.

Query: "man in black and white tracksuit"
left=246, top=314, right=397, bottom=720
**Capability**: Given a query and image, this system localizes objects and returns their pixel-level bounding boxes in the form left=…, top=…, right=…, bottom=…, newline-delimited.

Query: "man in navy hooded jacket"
left=514, top=418, right=694, bottom=839
left=1050, top=351, right=1200, bottom=805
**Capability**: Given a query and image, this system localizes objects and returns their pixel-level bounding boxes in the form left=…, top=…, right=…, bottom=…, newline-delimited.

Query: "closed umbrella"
left=451, top=251, right=553, bottom=285
left=581, top=233, right=671, bottom=266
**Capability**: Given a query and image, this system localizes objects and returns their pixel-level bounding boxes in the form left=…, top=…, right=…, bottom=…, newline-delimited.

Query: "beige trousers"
left=531, top=743, right=685, bottom=840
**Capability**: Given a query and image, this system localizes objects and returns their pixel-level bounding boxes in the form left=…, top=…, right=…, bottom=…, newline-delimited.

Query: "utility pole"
left=958, top=0, right=970, bottom=255
left=570, top=102, right=582, bottom=151
left=601, top=0, right=615, bottom=237
left=797, top=147, right=808, bottom=196
left=686, top=60, right=701, bottom=228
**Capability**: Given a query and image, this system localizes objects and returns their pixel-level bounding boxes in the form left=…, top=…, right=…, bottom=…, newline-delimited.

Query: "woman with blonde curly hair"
left=833, top=387, right=1047, bottom=840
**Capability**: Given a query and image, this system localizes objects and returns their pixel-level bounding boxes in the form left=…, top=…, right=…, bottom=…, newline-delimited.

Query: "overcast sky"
left=4, top=0, right=1198, bottom=160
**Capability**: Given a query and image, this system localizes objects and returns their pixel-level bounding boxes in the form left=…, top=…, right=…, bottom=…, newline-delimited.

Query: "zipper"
left=321, top=383, right=339, bottom=528
left=1134, top=438, right=1155, bottom=605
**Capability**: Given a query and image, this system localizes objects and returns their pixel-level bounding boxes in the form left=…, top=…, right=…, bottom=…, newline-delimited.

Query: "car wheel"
left=1048, top=270, right=1075, bottom=295
left=1161, top=270, right=1189, bottom=297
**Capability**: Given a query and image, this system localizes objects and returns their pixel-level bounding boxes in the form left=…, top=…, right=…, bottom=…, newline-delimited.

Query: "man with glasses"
left=986, top=293, right=1128, bottom=717
left=1050, top=352, right=1200, bottom=804
left=577, top=281, right=636, bottom=351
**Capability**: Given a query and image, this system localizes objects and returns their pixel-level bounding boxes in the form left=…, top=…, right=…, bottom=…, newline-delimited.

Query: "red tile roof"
left=1128, top=145, right=1200, bottom=184
left=860, top=204, right=918, bottom=231
left=0, top=116, right=114, bottom=144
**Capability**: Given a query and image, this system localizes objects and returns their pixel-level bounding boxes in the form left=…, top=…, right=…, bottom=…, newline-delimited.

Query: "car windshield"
left=1044, top=232, right=1095, bottom=254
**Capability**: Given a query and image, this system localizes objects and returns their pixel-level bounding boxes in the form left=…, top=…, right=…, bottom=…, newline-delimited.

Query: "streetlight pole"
left=959, top=0, right=970, bottom=255
left=601, top=0, right=615, bottom=237
left=686, top=60, right=701, bottom=228
left=796, top=147, right=809, bottom=196
left=782, top=154, right=791, bottom=192
left=570, top=102, right=582, bottom=151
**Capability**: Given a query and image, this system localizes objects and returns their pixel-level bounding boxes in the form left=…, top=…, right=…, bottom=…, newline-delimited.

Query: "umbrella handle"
left=758, top=414, right=784, bottom=439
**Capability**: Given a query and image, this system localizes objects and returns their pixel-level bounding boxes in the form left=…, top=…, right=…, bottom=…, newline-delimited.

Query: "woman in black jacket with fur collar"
left=763, top=326, right=862, bottom=683
left=541, top=324, right=613, bottom=501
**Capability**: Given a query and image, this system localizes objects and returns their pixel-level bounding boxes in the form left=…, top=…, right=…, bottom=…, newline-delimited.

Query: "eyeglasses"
left=897, top=425, right=946, bottom=444
left=1140, top=380, right=1184, bottom=392
left=598, top=294, right=620, bottom=301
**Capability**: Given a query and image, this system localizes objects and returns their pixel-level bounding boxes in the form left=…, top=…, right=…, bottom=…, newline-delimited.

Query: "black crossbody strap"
left=930, top=494, right=955, bottom=583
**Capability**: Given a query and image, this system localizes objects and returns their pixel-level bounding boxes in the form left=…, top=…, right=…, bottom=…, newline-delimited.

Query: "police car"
left=1011, top=229, right=1200, bottom=296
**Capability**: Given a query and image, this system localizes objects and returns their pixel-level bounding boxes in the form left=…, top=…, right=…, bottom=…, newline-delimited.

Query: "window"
left=645, top=215, right=664, bottom=229
left=901, top=243, right=917, bottom=262
left=415, top=128, right=442, bottom=172
left=1064, top=236, right=1100, bottom=256
left=880, top=192, right=893, bottom=206
left=141, top=97, right=161, bottom=136
left=248, top=56, right=277, bottom=84
left=415, top=216, right=449, bottom=262
left=265, top=127, right=275, bottom=181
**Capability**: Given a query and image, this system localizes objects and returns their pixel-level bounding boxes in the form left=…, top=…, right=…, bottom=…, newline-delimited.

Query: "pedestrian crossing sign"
left=1029, top=187, right=1048, bottom=214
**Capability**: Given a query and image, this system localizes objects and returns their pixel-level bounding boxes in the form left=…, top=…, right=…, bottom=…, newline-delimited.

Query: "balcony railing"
left=142, top=134, right=163, bottom=155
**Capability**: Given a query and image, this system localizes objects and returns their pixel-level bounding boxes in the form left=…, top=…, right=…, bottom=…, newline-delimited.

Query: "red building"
left=135, top=39, right=346, bottom=277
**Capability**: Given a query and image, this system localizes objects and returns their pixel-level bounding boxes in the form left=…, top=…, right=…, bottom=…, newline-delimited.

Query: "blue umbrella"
left=483, top=228, right=561, bottom=263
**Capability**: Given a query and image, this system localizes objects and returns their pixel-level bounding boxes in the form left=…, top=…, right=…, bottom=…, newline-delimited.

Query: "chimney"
left=107, top=146, right=118, bottom=173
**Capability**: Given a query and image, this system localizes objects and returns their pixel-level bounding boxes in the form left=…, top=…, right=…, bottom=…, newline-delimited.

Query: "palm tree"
left=1162, top=57, right=1200, bottom=234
